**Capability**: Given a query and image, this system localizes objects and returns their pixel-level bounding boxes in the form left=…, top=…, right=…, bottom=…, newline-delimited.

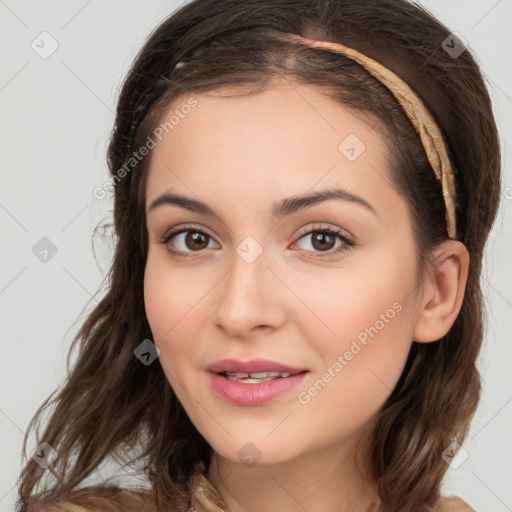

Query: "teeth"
left=250, top=372, right=276, bottom=378
left=226, top=377, right=274, bottom=383
left=224, top=371, right=293, bottom=378
left=222, top=371, right=294, bottom=383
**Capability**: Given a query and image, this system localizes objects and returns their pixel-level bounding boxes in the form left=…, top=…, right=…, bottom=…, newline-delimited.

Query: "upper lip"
left=206, top=358, right=308, bottom=375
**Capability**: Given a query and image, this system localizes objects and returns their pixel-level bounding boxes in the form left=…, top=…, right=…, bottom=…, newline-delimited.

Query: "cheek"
left=294, top=258, right=414, bottom=348
left=144, top=260, right=173, bottom=339
left=294, top=249, right=415, bottom=401
left=294, top=300, right=411, bottom=441
left=143, top=256, right=211, bottom=371
left=143, top=261, right=218, bottom=436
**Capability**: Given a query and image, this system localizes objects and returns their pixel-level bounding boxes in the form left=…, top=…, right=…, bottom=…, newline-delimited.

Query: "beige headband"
left=274, top=33, right=458, bottom=239
left=173, top=32, right=457, bottom=238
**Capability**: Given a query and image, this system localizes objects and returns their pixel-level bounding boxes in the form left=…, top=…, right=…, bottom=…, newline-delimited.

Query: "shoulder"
left=26, top=486, right=157, bottom=512
left=437, top=496, right=475, bottom=511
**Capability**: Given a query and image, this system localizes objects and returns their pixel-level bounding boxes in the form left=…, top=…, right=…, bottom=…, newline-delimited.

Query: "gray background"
left=1, top=1, right=511, bottom=510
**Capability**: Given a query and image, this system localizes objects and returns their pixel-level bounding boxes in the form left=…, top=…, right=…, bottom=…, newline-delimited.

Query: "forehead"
left=144, top=82, right=398, bottom=220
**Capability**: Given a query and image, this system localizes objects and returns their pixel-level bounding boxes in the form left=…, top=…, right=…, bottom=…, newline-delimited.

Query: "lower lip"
left=208, top=371, right=309, bottom=406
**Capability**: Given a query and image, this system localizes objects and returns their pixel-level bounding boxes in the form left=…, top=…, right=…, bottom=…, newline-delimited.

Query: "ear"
left=412, top=240, right=470, bottom=343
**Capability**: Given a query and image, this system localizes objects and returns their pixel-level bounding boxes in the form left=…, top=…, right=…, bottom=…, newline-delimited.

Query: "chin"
left=197, top=422, right=313, bottom=468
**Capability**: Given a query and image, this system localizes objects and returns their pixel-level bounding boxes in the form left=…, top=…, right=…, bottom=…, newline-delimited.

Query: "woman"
left=17, top=0, right=501, bottom=510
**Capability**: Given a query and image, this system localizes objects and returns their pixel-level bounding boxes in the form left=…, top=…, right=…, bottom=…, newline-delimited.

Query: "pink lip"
left=205, top=358, right=308, bottom=374
left=207, top=371, right=309, bottom=406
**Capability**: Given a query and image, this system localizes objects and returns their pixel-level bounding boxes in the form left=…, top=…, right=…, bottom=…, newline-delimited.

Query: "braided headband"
left=272, top=33, right=457, bottom=239
left=173, top=33, right=457, bottom=238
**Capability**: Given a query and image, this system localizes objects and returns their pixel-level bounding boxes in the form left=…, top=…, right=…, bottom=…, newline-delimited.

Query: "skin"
left=143, top=79, right=469, bottom=512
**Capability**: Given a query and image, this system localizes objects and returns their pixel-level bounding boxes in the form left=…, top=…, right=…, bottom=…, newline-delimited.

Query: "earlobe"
left=412, top=241, right=470, bottom=344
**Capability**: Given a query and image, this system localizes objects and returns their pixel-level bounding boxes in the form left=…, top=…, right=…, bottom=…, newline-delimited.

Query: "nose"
left=212, top=247, right=287, bottom=339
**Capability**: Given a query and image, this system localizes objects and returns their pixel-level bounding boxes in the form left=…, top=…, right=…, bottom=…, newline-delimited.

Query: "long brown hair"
left=17, top=1, right=501, bottom=511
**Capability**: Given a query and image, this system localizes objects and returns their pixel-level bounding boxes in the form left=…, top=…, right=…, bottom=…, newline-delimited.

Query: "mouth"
left=207, top=370, right=310, bottom=406
left=205, top=358, right=309, bottom=375
left=215, top=370, right=308, bottom=384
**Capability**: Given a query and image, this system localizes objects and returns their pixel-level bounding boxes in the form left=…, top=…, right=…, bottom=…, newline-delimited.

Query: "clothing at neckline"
left=188, top=460, right=475, bottom=512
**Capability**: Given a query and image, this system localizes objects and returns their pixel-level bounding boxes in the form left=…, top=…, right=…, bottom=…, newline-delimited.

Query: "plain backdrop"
left=1, top=1, right=511, bottom=511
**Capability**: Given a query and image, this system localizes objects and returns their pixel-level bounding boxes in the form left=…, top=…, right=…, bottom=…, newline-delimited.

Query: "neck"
left=206, top=432, right=381, bottom=512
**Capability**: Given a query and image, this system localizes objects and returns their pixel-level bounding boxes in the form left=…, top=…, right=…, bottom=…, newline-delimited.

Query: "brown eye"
left=168, top=230, right=215, bottom=251
left=294, top=226, right=355, bottom=258
left=158, top=226, right=220, bottom=256
left=183, top=231, right=209, bottom=251
left=309, top=231, right=337, bottom=251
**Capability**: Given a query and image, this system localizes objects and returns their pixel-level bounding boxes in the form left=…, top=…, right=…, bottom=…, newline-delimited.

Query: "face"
left=143, top=80, right=424, bottom=466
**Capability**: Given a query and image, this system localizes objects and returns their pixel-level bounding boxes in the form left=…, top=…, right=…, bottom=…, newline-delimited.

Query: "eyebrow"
left=147, top=187, right=378, bottom=219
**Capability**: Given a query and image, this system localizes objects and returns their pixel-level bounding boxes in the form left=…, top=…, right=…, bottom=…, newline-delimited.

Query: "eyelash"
left=157, top=223, right=355, bottom=259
